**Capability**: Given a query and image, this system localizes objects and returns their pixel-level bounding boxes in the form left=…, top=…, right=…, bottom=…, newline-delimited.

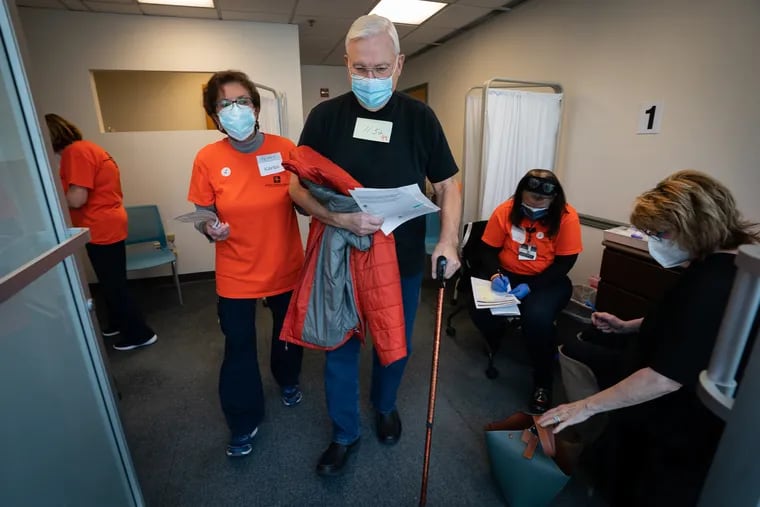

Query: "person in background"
left=187, top=70, right=305, bottom=458
left=470, top=169, right=582, bottom=413
left=45, top=113, right=157, bottom=351
left=290, top=14, right=462, bottom=475
left=538, top=170, right=760, bottom=506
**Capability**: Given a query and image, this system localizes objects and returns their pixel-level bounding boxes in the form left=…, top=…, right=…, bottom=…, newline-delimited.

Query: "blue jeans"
left=324, top=273, right=422, bottom=445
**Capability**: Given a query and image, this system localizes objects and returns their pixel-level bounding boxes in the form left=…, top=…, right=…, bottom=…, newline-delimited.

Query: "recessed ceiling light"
left=370, top=0, right=447, bottom=25
left=137, top=0, right=215, bottom=8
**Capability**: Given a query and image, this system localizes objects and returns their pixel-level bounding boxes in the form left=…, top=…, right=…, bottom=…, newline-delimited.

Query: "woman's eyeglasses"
left=526, top=177, right=557, bottom=196
left=216, top=96, right=254, bottom=110
left=643, top=230, right=667, bottom=242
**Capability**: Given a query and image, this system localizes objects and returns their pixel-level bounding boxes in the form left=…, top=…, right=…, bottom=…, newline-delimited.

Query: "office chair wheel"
left=485, top=366, right=499, bottom=379
left=446, top=325, right=456, bottom=337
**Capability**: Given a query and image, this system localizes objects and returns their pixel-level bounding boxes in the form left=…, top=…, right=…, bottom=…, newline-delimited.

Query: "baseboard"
left=88, top=271, right=215, bottom=290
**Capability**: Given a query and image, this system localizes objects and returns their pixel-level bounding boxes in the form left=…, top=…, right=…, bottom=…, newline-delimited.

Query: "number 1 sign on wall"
left=637, top=101, right=664, bottom=134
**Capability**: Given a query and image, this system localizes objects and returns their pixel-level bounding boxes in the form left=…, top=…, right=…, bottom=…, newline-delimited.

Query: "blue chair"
left=125, top=205, right=183, bottom=305
left=425, top=211, right=441, bottom=256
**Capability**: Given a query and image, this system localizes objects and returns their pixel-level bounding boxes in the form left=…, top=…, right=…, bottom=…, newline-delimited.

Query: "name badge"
left=518, top=244, right=538, bottom=261
left=256, top=153, right=285, bottom=176
left=511, top=225, right=526, bottom=245
left=353, top=117, right=393, bottom=143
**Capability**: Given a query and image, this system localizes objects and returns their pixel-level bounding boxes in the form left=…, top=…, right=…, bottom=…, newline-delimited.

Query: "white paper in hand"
left=174, top=210, right=220, bottom=228
left=348, top=184, right=439, bottom=235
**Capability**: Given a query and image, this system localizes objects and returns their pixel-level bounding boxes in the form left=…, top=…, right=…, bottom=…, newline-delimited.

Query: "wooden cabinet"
left=595, top=241, right=683, bottom=320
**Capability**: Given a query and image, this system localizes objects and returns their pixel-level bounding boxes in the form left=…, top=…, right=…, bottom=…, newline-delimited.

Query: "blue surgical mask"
left=218, top=103, right=256, bottom=141
left=647, top=237, right=691, bottom=268
left=351, top=75, right=393, bottom=110
left=521, top=203, right=549, bottom=220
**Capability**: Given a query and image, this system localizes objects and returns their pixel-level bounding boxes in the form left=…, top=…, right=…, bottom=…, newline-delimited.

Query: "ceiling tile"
left=393, top=23, right=415, bottom=39
left=215, top=0, right=295, bottom=14
left=401, top=24, right=452, bottom=45
left=220, top=10, right=289, bottom=22
left=140, top=4, right=218, bottom=18
left=424, top=3, right=491, bottom=29
left=60, top=0, right=88, bottom=10
left=455, top=0, right=511, bottom=8
left=87, top=0, right=135, bottom=3
left=84, top=0, right=142, bottom=12
left=16, top=0, right=65, bottom=8
left=323, top=45, right=347, bottom=66
left=401, top=42, right=428, bottom=57
left=292, top=14, right=354, bottom=35
left=294, top=0, right=375, bottom=19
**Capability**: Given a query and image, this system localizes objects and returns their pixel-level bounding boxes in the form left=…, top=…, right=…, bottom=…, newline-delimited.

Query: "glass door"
left=0, top=1, right=143, bottom=505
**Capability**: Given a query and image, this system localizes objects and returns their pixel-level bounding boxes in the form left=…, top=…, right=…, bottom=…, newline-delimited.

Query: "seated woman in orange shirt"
left=470, top=169, right=582, bottom=413
left=188, top=70, right=305, bottom=458
left=45, top=114, right=156, bottom=351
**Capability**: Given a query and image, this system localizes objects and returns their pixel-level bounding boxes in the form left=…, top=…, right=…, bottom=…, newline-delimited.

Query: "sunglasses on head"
left=526, top=177, right=557, bottom=196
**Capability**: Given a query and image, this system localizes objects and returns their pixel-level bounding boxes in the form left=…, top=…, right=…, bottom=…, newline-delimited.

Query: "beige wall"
left=398, top=0, right=760, bottom=285
left=20, top=9, right=304, bottom=277
left=300, top=64, right=351, bottom=121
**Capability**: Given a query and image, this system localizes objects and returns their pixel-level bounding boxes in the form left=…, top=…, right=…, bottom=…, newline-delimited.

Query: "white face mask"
left=648, top=237, right=691, bottom=268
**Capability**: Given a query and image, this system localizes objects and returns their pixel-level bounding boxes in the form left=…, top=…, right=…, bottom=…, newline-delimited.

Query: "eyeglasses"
left=526, top=177, right=557, bottom=196
left=216, top=96, right=254, bottom=111
left=643, top=229, right=667, bottom=242
left=349, top=59, right=397, bottom=80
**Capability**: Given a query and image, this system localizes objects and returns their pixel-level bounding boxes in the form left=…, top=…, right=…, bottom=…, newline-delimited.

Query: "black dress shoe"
left=529, top=387, right=552, bottom=414
left=375, top=409, right=402, bottom=445
left=316, top=440, right=359, bottom=476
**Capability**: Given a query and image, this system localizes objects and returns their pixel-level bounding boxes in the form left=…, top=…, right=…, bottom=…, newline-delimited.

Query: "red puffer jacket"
left=279, top=146, right=407, bottom=366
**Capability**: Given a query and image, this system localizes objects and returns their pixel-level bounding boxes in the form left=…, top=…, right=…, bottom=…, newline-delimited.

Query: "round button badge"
left=221, top=167, right=231, bottom=177
left=536, top=231, right=545, bottom=240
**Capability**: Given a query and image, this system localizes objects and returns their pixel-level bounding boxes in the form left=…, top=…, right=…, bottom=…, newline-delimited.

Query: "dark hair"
left=508, top=169, right=567, bottom=237
left=202, top=70, right=261, bottom=131
left=44, top=113, right=83, bottom=152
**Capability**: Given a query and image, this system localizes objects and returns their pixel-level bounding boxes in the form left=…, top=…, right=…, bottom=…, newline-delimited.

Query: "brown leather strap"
left=484, top=412, right=533, bottom=431
left=521, top=429, right=538, bottom=459
left=532, top=415, right=556, bottom=457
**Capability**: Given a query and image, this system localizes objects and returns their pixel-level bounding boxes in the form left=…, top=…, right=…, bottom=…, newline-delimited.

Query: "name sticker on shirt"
left=256, top=153, right=285, bottom=176
left=353, top=118, right=393, bottom=143
left=511, top=225, right=526, bottom=245
left=518, top=244, right=538, bottom=261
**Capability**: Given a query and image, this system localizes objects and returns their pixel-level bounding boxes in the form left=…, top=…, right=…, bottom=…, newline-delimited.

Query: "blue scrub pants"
left=324, top=273, right=422, bottom=445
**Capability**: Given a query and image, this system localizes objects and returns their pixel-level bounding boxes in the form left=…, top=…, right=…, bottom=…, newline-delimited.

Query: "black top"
left=595, top=253, right=741, bottom=505
left=299, top=91, right=459, bottom=276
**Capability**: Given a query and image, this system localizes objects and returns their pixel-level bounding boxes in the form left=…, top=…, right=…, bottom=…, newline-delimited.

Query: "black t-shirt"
left=299, top=91, right=459, bottom=276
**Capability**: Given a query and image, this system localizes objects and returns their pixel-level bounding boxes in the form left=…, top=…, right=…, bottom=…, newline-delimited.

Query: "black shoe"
left=102, top=327, right=120, bottom=338
left=529, top=387, right=552, bottom=414
left=113, top=334, right=157, bottom=351
left=375, top=409, right=402, bottom=445
left=316, top=440, right=359, bottom=476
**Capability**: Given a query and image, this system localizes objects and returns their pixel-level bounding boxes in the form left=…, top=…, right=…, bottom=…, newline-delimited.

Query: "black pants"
left=561, top=328, right=638, bottom=390
left=217, top=291, right=303, bottom=435
left=470, top=275, right=572, bottom=388
left=86, top=241, right=154, bottom=342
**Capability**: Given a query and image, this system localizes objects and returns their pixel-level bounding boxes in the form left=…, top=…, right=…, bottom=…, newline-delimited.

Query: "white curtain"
left=462, top=90, right=483, bottom=226
left=258, top=92, right=281, bottom=136
left=479, top=89, right=562, bottom=220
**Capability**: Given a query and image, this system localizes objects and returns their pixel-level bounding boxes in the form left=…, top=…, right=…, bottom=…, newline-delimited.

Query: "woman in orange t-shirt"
left=470, top=169, right=582, bottom=413
left=187, top=71, right=305, bottom=458
left=45, top=114, right=156, bottom=351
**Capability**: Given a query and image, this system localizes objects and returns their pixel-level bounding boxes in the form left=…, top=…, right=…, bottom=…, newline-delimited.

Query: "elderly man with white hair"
left=289, top=13, right=462, bottom=475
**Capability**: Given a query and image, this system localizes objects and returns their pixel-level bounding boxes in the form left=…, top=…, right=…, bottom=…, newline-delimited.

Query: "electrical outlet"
left=167, top=233, right=176, bottom=243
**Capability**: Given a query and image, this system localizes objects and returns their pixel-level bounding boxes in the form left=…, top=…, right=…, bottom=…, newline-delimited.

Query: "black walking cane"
left=419, top=255, right=447, bottom=506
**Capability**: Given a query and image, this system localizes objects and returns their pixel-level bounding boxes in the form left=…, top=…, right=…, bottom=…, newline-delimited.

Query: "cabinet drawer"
left=599, top=247, right=681, bottom=301
left=596, top=280, right=651, bottom=321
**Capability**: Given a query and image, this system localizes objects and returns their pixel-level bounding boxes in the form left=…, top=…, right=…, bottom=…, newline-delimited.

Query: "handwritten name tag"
left=353, top=117, right=393, bottom=143
left=256, top=153, right=285, bottom=176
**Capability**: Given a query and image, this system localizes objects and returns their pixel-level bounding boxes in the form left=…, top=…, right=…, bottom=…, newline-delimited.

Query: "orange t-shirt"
left=59, top=140, right=128, bottom=245
left=188, top=134, right=304, bottom=299
left=481, top=199, right=582, bottom=276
